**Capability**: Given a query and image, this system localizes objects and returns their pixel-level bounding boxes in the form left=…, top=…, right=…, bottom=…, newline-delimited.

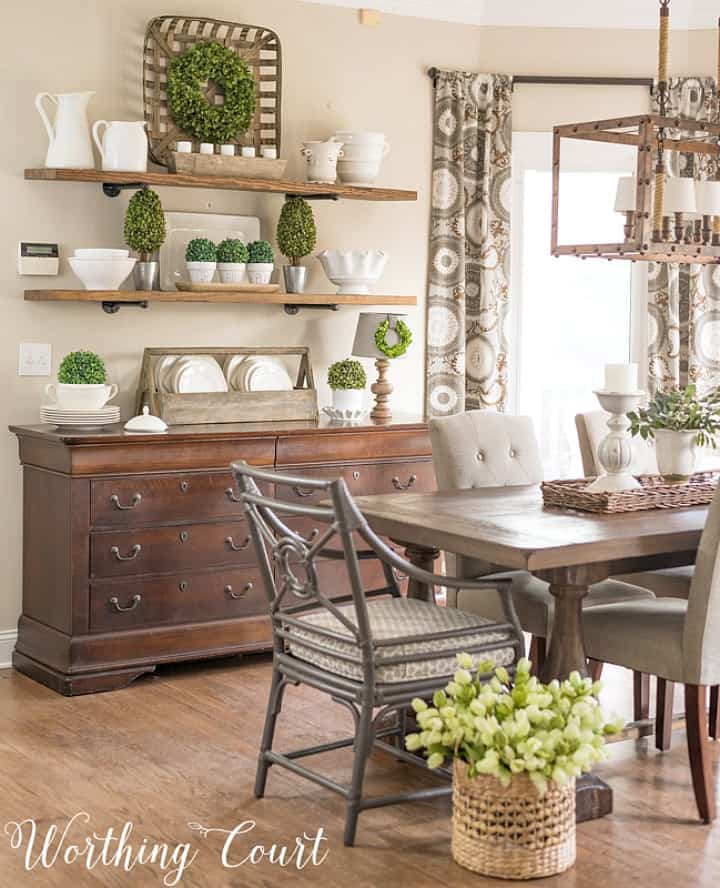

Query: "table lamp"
left=352, top=312, right=409, bottom=422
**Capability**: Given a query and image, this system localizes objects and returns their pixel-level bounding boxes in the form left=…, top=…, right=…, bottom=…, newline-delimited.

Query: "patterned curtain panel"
left=648, top=77, right=719, bottom=394
left=425, top=71, right=512, bottom=416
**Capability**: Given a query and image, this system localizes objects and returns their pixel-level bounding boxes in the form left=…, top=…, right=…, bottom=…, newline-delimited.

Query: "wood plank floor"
left=1, top=656, right=719, bottom=887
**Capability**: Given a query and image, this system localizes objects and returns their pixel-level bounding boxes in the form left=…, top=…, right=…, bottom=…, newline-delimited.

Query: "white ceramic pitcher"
left=300, top=138, right=344, bottom=184
left=92, top=120, right=148, bottom=172
left=35, top=91, right=95, bottom=169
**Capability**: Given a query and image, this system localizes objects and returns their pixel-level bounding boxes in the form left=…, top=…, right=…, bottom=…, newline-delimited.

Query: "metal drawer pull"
left=110, top=493, right=142, bottom=510
left=179, top=480, right=189, bottom=493
left=179, top=581, right=188, bottom=592
left=110, top=544, right=142, bottom=561
left=352, top=470, right=360, bottom=480
left=225, top=487, right=241, bottom=503
left=226, top=535, right=251, bottom=552
left=226, top=582, right=252, bottom=600
left=392, top=474, right=417, bottom=491
left=292, top=486, right=315, bottom=498
left=179, top=531, right=189, bottom=543
left=109, top=594, right=141, bottom=612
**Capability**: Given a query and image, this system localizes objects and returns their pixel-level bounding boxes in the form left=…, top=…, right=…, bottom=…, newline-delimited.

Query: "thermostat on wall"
left=18, top=242, right=59, bottom=276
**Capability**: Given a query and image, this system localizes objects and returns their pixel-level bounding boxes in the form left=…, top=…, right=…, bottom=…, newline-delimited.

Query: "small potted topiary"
left=247, top=240, right=275, bottom=285
left=123, top=188, right=166, bottom=290
left=216, top=238, right=249, bottom=284
left=276, top=197, right=317, bottom=293
left=46, top=351, right=118, bottom=411
left=328, top=358, right=367, bottom=413
left=185, top=237, right=217, bottom=284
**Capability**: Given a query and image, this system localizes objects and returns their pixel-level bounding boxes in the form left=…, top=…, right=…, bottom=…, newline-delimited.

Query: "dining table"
left=354, top=484, right=708, bottom=821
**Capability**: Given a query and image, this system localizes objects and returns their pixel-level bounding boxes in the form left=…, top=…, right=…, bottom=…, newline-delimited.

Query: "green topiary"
left=216, top=238, right=249, bottom=264
left=58, top=351, right=107, bottom=385
left=185, top=238, right=217, bottom=262
left=276, top=197, right=317, bottom=265
left=166, top=42, right=256, bottom=144
left=123, top=189, right=166, bottom=261
left=248, top=240, right=274, bottom=264
left=328, top=358, right=367, bottom=390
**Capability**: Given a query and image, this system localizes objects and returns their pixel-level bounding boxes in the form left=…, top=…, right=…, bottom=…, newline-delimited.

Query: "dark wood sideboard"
left=9, top=416, right=435, bottom=695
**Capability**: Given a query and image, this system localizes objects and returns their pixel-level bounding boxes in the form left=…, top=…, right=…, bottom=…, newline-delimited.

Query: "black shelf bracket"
left=283, top=303, right=340, bottom=315
left=285, top=193, right=339, bottom=202
left=102, top=182, right=149, bottom=198
left=102, top=300, right=149, bottom=314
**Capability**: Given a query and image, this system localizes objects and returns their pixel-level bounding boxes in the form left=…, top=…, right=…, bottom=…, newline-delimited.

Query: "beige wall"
left=0, top=0, right=706, bottom=632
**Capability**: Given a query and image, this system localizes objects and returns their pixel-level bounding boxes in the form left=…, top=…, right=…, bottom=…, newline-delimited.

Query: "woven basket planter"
left=452, top=761, right=576, bottom=880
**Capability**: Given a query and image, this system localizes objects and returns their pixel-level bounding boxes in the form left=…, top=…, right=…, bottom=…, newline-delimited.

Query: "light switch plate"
left=18, top=343, right=52, bottom=377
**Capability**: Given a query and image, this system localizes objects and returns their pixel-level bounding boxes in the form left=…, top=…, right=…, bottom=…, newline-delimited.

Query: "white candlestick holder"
left=585, top=390, right=644, bottom=492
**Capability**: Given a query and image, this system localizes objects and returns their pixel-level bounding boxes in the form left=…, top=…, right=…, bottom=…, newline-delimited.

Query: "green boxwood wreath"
left=166, top=42, right=257, bottom=145
left=374, top=318, right=412, bottom=359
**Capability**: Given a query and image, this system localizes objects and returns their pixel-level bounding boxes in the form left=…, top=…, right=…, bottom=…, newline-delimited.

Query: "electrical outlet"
left=18, top=343, right=52, bottom=377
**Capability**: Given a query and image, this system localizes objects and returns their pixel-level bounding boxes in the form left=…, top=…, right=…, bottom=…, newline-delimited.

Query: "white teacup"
left=45, top=382, right=118, bottom=410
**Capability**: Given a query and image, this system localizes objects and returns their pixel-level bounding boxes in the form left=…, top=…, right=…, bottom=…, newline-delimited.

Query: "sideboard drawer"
left=90, top=567, right=266, bottom=632
left=91, top=520, right=255, bottom=578
left=353, top=460, right=436, bottom=495
left=91, top=472, right=249, bottom=528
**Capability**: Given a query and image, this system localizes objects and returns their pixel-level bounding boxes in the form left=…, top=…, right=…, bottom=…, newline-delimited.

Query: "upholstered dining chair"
left=231, top=460, right=524, bottom=847
left=429, top=411, right=655, bottom=709
left=582, top=479, right=720, bottom=823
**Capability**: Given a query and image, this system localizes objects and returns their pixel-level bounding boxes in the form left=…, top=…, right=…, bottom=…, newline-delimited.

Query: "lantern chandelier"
left=551, top=0, right=720, bottom=265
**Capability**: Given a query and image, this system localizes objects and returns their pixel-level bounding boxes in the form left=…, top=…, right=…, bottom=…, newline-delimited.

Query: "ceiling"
left=301, top=0, right=720, bottom=30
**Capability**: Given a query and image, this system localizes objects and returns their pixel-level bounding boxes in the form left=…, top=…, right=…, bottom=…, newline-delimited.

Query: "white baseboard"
left=0, top=630, right=17, bottom=669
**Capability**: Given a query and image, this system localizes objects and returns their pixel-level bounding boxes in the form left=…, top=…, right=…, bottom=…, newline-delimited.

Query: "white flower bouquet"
left=405, top=654, right=622, bottom=796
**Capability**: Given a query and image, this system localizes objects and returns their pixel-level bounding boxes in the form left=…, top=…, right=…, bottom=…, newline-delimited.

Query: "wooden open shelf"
left=24, top=168, right=418, bottom=202
left=25, top=289, right=416, bottom=308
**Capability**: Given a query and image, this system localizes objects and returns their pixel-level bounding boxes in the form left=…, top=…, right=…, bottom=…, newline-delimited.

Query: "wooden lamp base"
left=370, top=358, right=393, bottom=422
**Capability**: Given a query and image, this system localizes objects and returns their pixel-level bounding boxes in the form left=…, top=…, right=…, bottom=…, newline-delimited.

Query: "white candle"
left=261, top=146, right=277, bottom=159
left=220, top=144, right=235, bottom=156
left=241, top=146, right=256, bottom=158
left=175, top=141, right=192, bottom=153
left=199, top=142, right=214, bottom=155
left=604, top=363, right=638, bottom=393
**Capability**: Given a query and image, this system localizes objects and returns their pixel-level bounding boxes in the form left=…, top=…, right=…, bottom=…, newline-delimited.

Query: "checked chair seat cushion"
left=285, top=596, right=516, bottom=684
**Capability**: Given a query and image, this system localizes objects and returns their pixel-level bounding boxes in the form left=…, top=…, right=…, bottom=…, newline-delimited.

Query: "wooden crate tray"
left=541, top=472, right=719, bottom=514
left=136, top=346, right=317, bottom=425
left=168, top=152, right=288, bottom=179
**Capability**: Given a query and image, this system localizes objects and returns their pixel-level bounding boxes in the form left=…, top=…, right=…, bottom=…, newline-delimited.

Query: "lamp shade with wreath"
left=352, top=313, right=412, bottom=422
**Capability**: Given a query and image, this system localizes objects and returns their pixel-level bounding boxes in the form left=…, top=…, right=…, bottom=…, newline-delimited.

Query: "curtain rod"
left=426, top=68, right=654, bottom=91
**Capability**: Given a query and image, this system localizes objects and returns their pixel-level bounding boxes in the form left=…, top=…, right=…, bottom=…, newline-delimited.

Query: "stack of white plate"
left=41, top=404, right=121, bottom=429
left=223, top=355, right=293, bottom=392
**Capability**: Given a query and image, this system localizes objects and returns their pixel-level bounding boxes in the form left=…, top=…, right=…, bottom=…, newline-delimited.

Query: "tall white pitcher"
left=35, top=91, right=95, bottom=169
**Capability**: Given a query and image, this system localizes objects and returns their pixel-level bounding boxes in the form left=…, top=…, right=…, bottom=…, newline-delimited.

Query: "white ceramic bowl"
left=74, top=248, right=130, bottom=259
left=337, top=158, right=384, bottom=185
left=316, top=250, right=387, bottom=294
left=335, top=131, right=386, bottom=146
left=68, top=257, right=136, bottom=290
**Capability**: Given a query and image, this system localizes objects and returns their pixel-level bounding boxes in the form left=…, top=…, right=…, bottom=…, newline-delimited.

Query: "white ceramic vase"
left=92, top=120, right=148, bottom=172
left=332, top=388, right=364, bottom=412
left=186, top=261, right=216, bottom=284
left=247, top=263, right=274, bottom=285
left=300, top=138, right=344, bottom=184
left=218, top=263, right=247, bottom=284
left=36, top=91, right=95, bottom=169
left=655, top=429, right=697, bottom=483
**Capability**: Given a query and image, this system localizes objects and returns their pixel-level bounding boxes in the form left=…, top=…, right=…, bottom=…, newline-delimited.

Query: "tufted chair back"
left=429, top=411, right=544, bottom=491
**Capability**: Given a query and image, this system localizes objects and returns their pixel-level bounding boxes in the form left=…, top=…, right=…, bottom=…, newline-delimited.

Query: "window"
left=509, top=133, right=646, bottom=478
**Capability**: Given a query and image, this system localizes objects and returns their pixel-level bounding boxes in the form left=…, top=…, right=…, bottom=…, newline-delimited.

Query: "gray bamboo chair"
left=232, top=460, right=524, bottom=847
left=429, top=411, right=655, bottom=712
left=582, top=478, right=720, bottom=823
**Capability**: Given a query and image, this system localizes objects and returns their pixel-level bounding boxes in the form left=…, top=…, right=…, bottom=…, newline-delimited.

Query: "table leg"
left=535, top=570, right=613, bottom=823
left=399, top=542, right=439, bottom=602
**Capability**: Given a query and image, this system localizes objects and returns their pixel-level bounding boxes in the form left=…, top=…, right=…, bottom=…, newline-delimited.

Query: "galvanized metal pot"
left=283, top=265, right=307, bottom=294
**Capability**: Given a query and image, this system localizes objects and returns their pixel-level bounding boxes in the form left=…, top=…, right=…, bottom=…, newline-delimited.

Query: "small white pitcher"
left=35, top=91, right=95, bottom=169
left=92, top=120, right=148, bottom=172
left=300, top=138, right=344, bottom=184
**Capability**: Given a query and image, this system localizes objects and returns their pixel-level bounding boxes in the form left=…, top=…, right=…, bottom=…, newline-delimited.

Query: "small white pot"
left=186, top=261, right=216, bottom=284
left=45, top=382, right=118, bottom=410
left=247, top=263, right=274, bottom=285
left=332, top=388, right=364, bottom=412
left=655, top=429, right=697, bottom=483
left=218, top=262, right=247, bottom=284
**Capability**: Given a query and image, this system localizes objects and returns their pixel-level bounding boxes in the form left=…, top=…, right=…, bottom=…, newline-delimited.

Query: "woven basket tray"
left=542, top=472, right=719, bottom=514
left=452, top=761, right=576, bottom=879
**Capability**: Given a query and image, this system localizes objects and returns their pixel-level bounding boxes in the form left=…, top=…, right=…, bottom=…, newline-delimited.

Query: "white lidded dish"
left=124, top=405, right=168, bottom=433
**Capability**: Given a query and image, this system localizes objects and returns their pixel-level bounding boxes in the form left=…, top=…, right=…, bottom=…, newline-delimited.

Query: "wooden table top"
left=355, top=486, right=708, bottom=572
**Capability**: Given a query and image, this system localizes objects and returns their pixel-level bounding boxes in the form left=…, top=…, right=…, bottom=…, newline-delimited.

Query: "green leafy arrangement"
left=375, top=317, right=412, bottom=359
left=216, top=238, right=249, bottom=264
left=327, top=358, right=367, bottom=390
left=123, top=189, right=166, bottom=261
left=185, top=238, right=217, bottom=263
left=58, top=351, right=107, bottom=385
left=628, top=384, right=720, bottom=448
left=166, top=42, right=256, bottom=144
left=406, top=654, right=620, bottom=796
left=276, top=197, right=317, bottom=265
left=248, top=240, right=274, bottom=264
